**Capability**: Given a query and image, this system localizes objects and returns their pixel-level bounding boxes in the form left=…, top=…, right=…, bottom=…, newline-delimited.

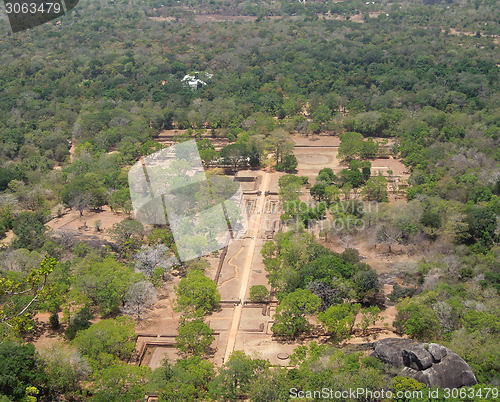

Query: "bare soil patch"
left=0, top=229, right=14, bottom=247
left=444, top=28, right=500, bottom=44
left=47, top=206, right=127, bottom=244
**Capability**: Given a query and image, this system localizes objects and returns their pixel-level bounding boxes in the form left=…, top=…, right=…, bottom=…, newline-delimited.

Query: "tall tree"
left=209, top=351, right=269, bottom=402
left=134, top=245, right=173, bottom=279
left=268, top=129, right=294, bottom=164
left=318, top=303, right=361, bottom=345
left=175, top=319, right=215, bottom=356
left=12, top=212, right=46, bottom=251
left=175, top=271, right=220, bottom=318
left=0, top=342, right=49, bottom=401
left=123, top=281, right=157, bottom=321
left=92, top=365, right=150, bottom=402
left=0, top=255, right=56, bottom=331
left=72, top=316, right=136, bottom=369
left=271, top=289, right=321, bottom=338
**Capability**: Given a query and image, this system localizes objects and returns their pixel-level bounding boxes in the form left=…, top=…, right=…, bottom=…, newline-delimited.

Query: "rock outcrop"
left=372, top=338, right=477, bottom=389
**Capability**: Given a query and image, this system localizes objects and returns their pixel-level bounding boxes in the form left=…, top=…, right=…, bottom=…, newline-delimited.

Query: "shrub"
left=65, top=307, right=93, bottom=341
left=250, top=285, right=270, bottom=302
left=49, top=312, right=60, bottom=330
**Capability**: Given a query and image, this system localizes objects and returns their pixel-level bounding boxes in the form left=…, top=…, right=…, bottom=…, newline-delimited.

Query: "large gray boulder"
left=372, top=338, right=477, bottom=389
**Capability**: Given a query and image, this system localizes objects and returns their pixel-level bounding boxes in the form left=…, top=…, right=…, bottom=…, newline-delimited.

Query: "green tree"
left=281, top=154, right=298, bottom=172
left=462, top=310, right=500, bottom=334
left=340, top=167, right=364, bottom=189
left=360, top=137, right=379, bottom=159
left=61, top=175, right=107, bottom=212
left=317, top=168, right=337, bottom=184
left=92, top=365, right=150, bottom=402
left=64, top=306, right=93, bottom=341
left=250, top=285, right=270, bottom=302
left=357, top=306, right=384, bottom=336
left=12, top=212, right=46, bottom=251
left=361, top=161, right=372, bottom=182
left=176, top=319, right=215, bottom=356
left=175, top=271, right=220, bottom=318
left=338, top=132, right=364, bottom=162
left=157, top=356, right=215, bottom=402
left=279, top=181, right=302, bottom=203
left=72, top=316, right=136, bottom=369
left=324, top=185, right=341, bottom=206
left=74, top=255, right=142, bottom=315
left=209, top=351, right=269, bottom=402
left=466, top=206, right=497, bottom=246
left=363, top=174, right=388, bottom=202
left=353, top=268, right=380, bottom=302
left=318, top=303, right=361, bottom=344
left=220, top=144, right=248, bottom=168
left=197, top=139, right=217, bottom=166
left=248, top=367, right=290, bottom=402
left=0, top=255, right=56, bottom=331
left=268, top=129, right=294, bottom=164
left=310, top=183, right=326, bottom=202
left=0, top=343, right=49, bottom=401
left=42, top=346, right=88, bottom=398
left=108, top=219, right=144, bottom=246
left=394, top=298, right=441, bottom=341
left=390, top=377, right=426, bottom=402
left=108, top=219, right=144, bottom=257
left=271, top=289, right=321, bottom=338
left=109, top=189, right=133, bottom=216
left=420, top=210, right=442, bottom=229
left=338, top=132, right=380, bottom=162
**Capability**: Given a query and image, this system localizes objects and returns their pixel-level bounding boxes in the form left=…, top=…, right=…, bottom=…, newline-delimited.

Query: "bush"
left=49, top=312, right=60, bottom=330
left=0, top=343, right=49, bottom=401
left=361, top=356, right=385, bottom=370
left=72, top=242, right=91, bottom=258
left=341, top=248, right=360, bottom=264
left=250, top=285, right=270, bottom=302
left=72, top=316, right=136, bottom=369
left=420, top=210, right=441, bottom=229
left=282, top=155, right=298, bottom=172
left=65, top=307, right=93, bottom=341
left=388, top=284, right=416, bottom=303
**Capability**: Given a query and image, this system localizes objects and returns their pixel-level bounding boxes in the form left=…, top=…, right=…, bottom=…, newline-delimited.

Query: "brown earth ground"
left=46, top=205, right=126, bottom=239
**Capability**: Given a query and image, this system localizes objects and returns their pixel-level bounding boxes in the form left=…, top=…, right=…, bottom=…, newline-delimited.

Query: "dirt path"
left=219, top=247, right=244, bottom=288
left=0, top=229, right=14, bottom=247
left=223, top=170, right=271, bottom=362
left=69, top=142, right=76, bottom=163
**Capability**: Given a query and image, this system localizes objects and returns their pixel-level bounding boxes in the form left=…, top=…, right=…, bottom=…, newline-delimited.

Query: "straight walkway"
left=223, top=170, right=271, bottom=363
